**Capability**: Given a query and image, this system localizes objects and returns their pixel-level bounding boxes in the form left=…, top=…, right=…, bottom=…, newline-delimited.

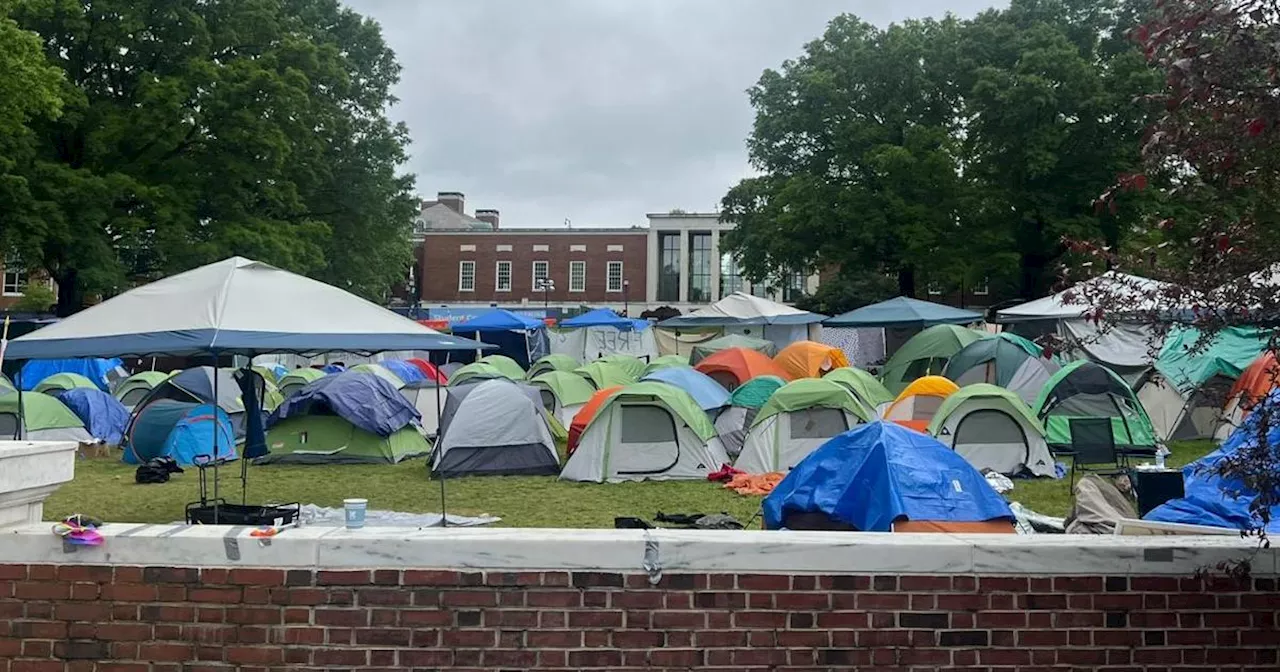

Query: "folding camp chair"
left=1067, top=417, right=1123, bottom=489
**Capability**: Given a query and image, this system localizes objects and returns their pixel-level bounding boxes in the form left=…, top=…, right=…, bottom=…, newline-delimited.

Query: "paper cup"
left=343, top=498, right=368, bottom=529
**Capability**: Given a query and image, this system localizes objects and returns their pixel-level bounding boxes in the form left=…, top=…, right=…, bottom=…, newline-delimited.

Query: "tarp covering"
left=658, top=292, right=826, bottom=327
left=18, top=358, right=124, bottom=391
left=54, top=388, right=130, bottom=445
left=1155, top=326, right=1270, bottom=393
left=762, top=422, right=1014, bottom=531
left=881, top=325, right=988, bottom=395
left=689, top=334, right=777, bottom=364
left=641, top=367, right=730, bottom=411
left=774, top=341, right=850, bottom=379
left=560, top=308, right=636, bottom=330
left=825, top=296, right=982, bottom=328
left=1146, top=393, right=1280, bottom=533
left=4, top=257, right=486, bottom=358
left=268, top=371, right=420, bottom=437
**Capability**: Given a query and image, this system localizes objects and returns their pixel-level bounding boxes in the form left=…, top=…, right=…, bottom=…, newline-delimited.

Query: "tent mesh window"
left=538, top=389, right=557, bottom=413
left=119, top=388, right=151, bottom=406
left=619, top=405, right=678, bottom=444
left=905, top=357, right=948, bottom=380
left=789, top=408, right=849, bottom=439
left=953, top=410, right=1028, bottom=447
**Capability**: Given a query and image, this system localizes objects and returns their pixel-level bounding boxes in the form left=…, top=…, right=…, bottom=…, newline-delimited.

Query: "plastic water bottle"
left=1154, top=446, right=1169, bottom=470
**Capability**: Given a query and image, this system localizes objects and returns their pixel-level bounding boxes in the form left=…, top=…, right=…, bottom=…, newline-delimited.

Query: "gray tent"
left=431, top=378, right=559, bottom=477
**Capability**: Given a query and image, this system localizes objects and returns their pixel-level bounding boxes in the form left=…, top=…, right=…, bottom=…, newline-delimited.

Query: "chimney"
left=437, top=191, right=465, bottom=214
left=475, top=209, right=500, bottom=229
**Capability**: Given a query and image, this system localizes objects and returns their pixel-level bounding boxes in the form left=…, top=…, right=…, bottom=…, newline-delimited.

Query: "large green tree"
left=2, top=0, right=415, bottom=314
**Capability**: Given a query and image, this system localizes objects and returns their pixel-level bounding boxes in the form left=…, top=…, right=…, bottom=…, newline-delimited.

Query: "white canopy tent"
left=657, top=292, right=826, bottom=349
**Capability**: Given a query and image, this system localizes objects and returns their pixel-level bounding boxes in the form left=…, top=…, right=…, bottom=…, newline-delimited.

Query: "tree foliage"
left=721, top=0, right=1159, bottom=302
left=0, top=0, right=415, bottom=314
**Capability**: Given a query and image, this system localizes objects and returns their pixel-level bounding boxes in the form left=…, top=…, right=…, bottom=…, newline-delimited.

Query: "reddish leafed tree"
left=1081, top=0, right=1280, bottom=532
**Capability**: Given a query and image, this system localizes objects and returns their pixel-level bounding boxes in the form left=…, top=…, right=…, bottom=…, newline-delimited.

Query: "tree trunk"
left=897, top=267, right=916, bottom=297
left=1017, top=217, right=1049, bottom=299
left=55, top=269, right=84, bottom=317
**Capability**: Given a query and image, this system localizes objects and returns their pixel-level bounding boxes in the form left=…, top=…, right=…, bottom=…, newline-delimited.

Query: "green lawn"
left=44, top=441, right=1217, bottom=528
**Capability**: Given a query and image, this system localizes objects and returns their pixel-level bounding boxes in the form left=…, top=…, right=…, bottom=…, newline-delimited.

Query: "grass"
left=45, top=441, right=1219, bottom=527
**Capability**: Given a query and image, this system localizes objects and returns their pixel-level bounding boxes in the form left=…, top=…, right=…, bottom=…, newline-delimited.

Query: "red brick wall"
left=419, top=231, right=647, bottom=305
left=1, top=564, right=1275, bottom=671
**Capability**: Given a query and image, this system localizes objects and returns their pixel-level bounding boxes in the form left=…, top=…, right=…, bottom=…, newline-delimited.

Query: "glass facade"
left=657, top=233, right=680, bottom=302
left=720, top=253, right=744, bottom=297
left=782, top=270, right=806, bottom=303
left=688, top=232, right=712, bottom=303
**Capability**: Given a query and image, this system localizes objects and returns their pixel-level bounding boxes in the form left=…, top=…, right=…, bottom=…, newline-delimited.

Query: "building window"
left=3, top=256, right=26, bottom=296
left=607, top=261, right=624, bottom=293
left=413, top=219, right=427, bottom=234
left=657, top=232, right=680, bottom=302
left=495, top=261, right=512, bottom=292
left=782, top=271, right=806, bottom=303
left=720, top=253, right=744, bottom=297
left=569, top=261, right=586, bottom=292
left=927, top=281, right=943, bottom=296
left=688, top=231, right=712, bottom=303
left=532, top=261, right=549, bottom=289
left=972, top=277, right=989, bottom=296
left=458, top=261, right=476, bottom=292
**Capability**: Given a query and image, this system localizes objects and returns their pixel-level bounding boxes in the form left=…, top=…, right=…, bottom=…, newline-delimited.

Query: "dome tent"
left=378, top=359, right=427, bottom=385
left=403, top=357, right=447, bottom=383
left=943, top=333, right=1059, bottom=405
left=822, top=367, right=894, bottom=416
left=1034, top=361, right=1157, bottom=454
left=0, top=391, right=92, bottom=442
left=528, top=353, right=579, bottom=378
left=561, top=381, right=730, bottom=483
left=596, top=354, right=647, bottom=381
left=644, top=354, right=690, bottom=375
left=762, top=422, right=1015, bottom=533
left=567, top=386, right=625, bottom=455
left=735, top=378, right=871, bottom=474
left=432, top=378, right=559, bottom=477
left=54, top=388, right=131, bottom=446
left=278, top=368, right=326, bottom=397
left=574, top=360, right=639, bottom=390
left=689, top=334, right=777, bottom=365
left=694, top=347, right=790, bottom=391
left=640, top=367, right=730, bottom=412
left=530, top=370, right=597, bottom=426
left=34, top=372, right=99, bottom=395
left=398, top=380, right=449, bottom=438
left=1214, top=351, right=1279, bottom=441
left=881, top=325, right=988, bottom=395
left=478, top=354, right=527, bottom=380
left=928, top=384, right=1055, bottom=478
left=123, top=400, right=236, bottom=465
left=882, top=376, right=959, bottom=432
left=714, top=376, right=787, bottom=458
left=447, top=361, right=517, bottom=386
left=260, top=371, right=429, bottom=465
left=349, top=363, right=407, bottom=389
left=126, top=366, right=247, bottom=440
left=774, top=341, right=849, bottom=379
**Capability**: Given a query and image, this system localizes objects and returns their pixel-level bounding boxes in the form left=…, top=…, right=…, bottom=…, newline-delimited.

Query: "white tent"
left=432, top=379, right=559, bottom=477
left=1136, top=372, right=1232, bottom=442
left=928, top=386, right=1055, bottom=478
left=658, top=292, right=825, bottom=349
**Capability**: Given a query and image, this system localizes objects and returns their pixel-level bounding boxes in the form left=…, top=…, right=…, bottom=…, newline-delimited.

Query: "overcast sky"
left=345, top=0, right=1002, bottom=228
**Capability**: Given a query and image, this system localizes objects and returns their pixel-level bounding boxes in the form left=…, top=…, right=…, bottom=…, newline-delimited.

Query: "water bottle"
left=1154, top=446, right=1169, bottom=469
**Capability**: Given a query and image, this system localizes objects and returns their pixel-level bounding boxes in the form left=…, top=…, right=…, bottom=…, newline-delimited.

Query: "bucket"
left=343, top=498, right=368, bottom=529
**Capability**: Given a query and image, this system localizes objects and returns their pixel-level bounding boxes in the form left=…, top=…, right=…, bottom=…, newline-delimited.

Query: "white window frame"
left=606, top=261, right=624, bottom=293
left=2, top=257, right=27, bottom=297
left=495, top=260, right=512, bottom=292
left=458, top=260, right=476, bottom=292
left=972, top=277, right=989, bottom=296
left=569, top=261, right=586, bottom=293
left=531, top=261, right=549, bottom=288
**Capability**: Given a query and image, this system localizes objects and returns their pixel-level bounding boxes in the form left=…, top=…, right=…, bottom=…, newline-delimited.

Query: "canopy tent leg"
left=434, top=380, right=447, bottom=528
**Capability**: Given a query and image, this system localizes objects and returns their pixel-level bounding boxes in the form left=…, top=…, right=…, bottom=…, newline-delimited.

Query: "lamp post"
left=535, top=278, right=555, bottom=314
left=623, top=279, right=630, bottom=317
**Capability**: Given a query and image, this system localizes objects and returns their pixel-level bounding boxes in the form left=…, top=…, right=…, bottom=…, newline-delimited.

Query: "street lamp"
left=622, top=279, right=630, bottom=317
left=535, top=278, right=555, bottom=313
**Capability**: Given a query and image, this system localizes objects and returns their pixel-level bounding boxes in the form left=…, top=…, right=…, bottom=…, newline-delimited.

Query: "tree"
left=11, top=283, right=55, bottom=312
left=2, top=0, right=415, bottom=315
left=794, top=269, right=897, bottom=316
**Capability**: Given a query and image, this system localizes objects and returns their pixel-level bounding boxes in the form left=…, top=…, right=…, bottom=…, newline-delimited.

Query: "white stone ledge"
left=0, top=523, right=1273, bottom=576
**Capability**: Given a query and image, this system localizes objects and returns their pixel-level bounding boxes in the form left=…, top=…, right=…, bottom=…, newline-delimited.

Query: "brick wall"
left=419, top=231, right=647, bottom=305
left=1, top=564, right=1275, bottom=671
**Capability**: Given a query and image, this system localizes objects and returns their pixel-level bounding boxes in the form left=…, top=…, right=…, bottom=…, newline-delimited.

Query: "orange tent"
left=882, top=376, right=959, bottom=432
left=567, top=386, right=623, bottom=455
left=774, top=341, right=850, bottom=379
left=694, top=347, right=791, bottom=390
left=1229, top=351, right=1278, bottom=411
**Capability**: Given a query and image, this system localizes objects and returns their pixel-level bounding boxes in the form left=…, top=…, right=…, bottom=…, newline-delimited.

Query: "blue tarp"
left=124, top=400, right=237, bottom=465
left=268, top=371, right=420, bottom=437
left=763, top=422, right=1014, bottom=531
left=824, top=296, right=983, bottom=328
left=54, top=388, right=130, bottom=445
left=1145, top=393, right=1280, bottom=532
left=18, top=358, right=123, bottom=391
left=641, top=368, right=730, bottom=411
left=561, top=308, right=635, bottom=331
left=454, top=308, right=545, bottom=332
left=321, top=364, right=345, bottom=374
left=380, top=359, right=426, bottom=384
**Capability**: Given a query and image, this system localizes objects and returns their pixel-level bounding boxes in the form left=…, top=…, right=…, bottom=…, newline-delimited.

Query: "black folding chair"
left=1067, top=417, right=1122, bottom=489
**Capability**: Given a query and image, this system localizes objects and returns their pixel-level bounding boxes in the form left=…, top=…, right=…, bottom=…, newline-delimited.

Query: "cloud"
left=344, top=0, right=1000, bottom=227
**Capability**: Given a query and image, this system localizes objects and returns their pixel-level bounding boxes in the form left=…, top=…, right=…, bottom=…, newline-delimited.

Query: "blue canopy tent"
left=763, top=422, right=1014, bottom=532
left=18, top=357, right=126, bottom=392
left=1145, top=392, right=1280, bottom=533
left=641, top=367, right=730, bottom=412
left=451, top=309, right=549, bottom=369
left=561, top=308, right=636, bottom=331
left=824, top=296, right=983, bottom=328
left=53, top=388, right=130, bottom=446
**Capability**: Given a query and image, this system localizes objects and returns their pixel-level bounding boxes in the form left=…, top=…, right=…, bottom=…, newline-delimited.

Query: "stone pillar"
left=678, top=230, right=690, bottom=304
left=645, top=228, right=659, bottom=305
left=710, top=228, right=722, bottom=301
left=0, top=441, right=77, bottom=527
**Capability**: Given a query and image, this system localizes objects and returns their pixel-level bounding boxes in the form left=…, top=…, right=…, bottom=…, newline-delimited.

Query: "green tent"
left=1155, top=325, right=1270, bottom=393
left=927, top=383, right=1056, bottom=478
left=33, top=372, right=99, bottom=394
left=529, top=371, right=596, bottom=407
left=751, top=378, right=872, bottom=428
left=942, top=333, right=1058, bottom=405
left=478, top=355, right=526, bottom=380
left=881, top=325, right=989, bottom=395
left=575, top=360, right=639, bottom=389
left=261, top=378, right=285, bottom=412
left=528, top=354, right=579, bottom=378
left=596, top=354, right=647, bottom=381
left=350, top=363, right=407, bottom=389
left=689, top=334, right=777, bottom=365
left=727, top=375, right=786, bottom=410
left=114, top=370, right=171, bottom=406
left=735, top=378, right=869, bottom=473
left=0, top=391, right=92, bottom=441
left=644, top=354, right=690, bottom=375
left=252, top=365, right=282, bottom=383
left=449, top=361, right=517, bottom=386
left=823, top=367, right=894, bottom=413
left=1034, top=361, right=1157, bottom=452
left=930, top=384, right=1044, bottom=435
left=278, top=368, right=327, bottom=397
left=263, top=415, right=430, bottom=464
left=0, top=373, right=14, bottom=392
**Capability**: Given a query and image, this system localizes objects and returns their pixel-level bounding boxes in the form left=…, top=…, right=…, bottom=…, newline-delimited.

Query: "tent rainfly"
left=278, top=368, right=327, bottom=397
left=880, top=325, right=987, bottom=395
left=735, top=378, right=871, bottom=474
left=657, top=292, right=826, bottom=349
left=432, top=378, right=560, bottom=477
left=689, top=334, right=777, bottom=365
left=928, top=384, right=1055, bottom=478
left=824, top=296, right=982, bottom=328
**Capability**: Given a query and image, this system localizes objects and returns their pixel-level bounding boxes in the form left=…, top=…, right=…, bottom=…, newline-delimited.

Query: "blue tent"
left=641, top=367, right=730, bottom=411
left=53, top=388, right=130, bottom=446
left=124, top=400, right=236, bottom=465
left=18, top=358, right=124, bottom=392
left=1145, top=393, right=1280, bottom=532
left=380, top=359, right=426, bottom=384
left=454, top=309, right=545, bottom=332
left=824, top=296, right=983, bottom=328
left=452, top=309, right=549, bottom=369
left=268, top=371, right=420, bottom=437
left=561, top=308, right=635, bottom=331
left=320, top=364, right=345, bottom=374
left=763, top=422, right=1014, bottom=531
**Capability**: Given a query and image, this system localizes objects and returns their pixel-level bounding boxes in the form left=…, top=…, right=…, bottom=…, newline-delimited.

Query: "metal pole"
left=434, top=378, right=446, bottom=528
left=210, top=354, right=220, bottom=521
